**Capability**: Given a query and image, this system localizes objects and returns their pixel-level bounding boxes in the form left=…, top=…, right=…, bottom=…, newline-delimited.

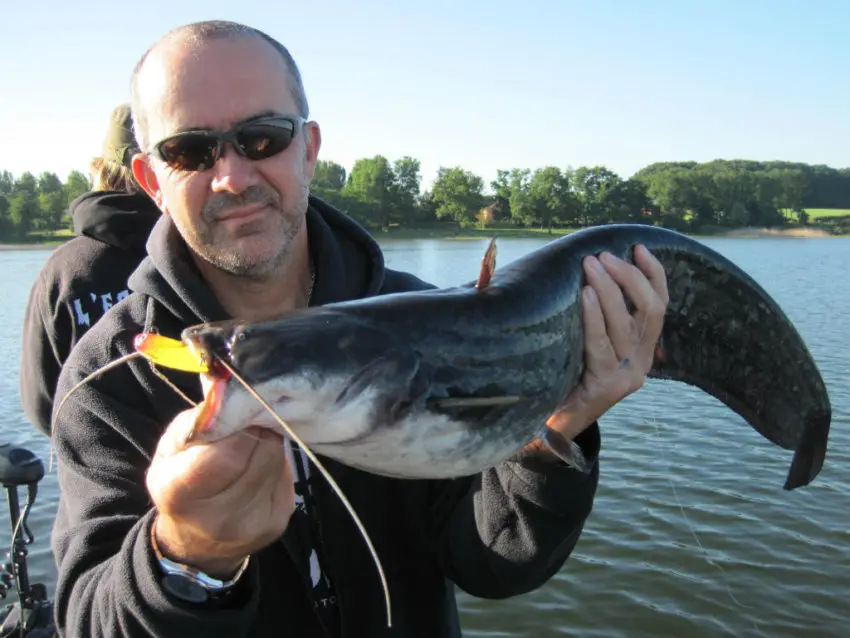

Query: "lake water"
left=0, top=234, right=848, bottom=637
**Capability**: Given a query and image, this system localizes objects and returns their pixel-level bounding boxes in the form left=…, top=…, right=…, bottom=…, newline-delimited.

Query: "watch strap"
left=150, top=519, right=251, bottom=604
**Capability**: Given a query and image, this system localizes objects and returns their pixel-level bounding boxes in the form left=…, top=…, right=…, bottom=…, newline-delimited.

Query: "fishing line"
left=646, top=413, right=754, bottom=609
left=49, top=350, right=201, bottom=471
left=48, top=351, right=147, bottom=472
left=212, top=357, right=393, bottom=629
left=147, top=361, right=198, bottom=409
left=645, top=411, right=766, bottom=638
left=634, top=273, right=763, bottom=633
left=625, top=281, right=761, bottom=627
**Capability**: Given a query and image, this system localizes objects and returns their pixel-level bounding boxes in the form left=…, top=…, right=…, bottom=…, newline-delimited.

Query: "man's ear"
left=303, top=121, right=322, bottom=182
left=131, top=152, right=168, bottom=214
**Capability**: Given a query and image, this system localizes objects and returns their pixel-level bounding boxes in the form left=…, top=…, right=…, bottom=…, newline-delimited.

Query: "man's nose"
left=209, top=143, right=258, bottom=194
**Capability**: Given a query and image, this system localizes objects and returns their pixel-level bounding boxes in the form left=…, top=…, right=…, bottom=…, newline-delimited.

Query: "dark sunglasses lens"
left=158, top=134, right=219, bottom=171
left=237, top=123, right=295, bottom=160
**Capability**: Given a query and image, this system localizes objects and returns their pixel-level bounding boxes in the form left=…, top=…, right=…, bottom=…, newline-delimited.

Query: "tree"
left=3, top=155, right=849, bottom=239
left=431, top=166, right=485, bottom=231
left=527, top=166, right=577, bottom=232
left=489, top=169, right=513, bottom=220
left=572, top=166, right=622, bottom=226
left=38, top=172, right=68, bottom=230
left=390, top=156, right=421, bottom=226
left=64, top=170, right=91, bottom=204
left=0, top=171, right=13, bottom=197
left=506, top=169, right=533, bottom=226
left=0, top=193, right=10, bottom=238
left=8, top=172, right=40, bottom=239
left=344, top=155, right=395, bottom=230
left=313, top=160, right=347, bottom=191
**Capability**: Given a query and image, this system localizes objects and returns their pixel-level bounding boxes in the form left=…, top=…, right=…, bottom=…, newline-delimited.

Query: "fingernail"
left=587, top=256, right=604, bottom=274
left=600, top=251, right=620, bottom=266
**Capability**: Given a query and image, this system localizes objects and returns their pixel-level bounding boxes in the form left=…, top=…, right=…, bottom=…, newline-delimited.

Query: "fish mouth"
left=191, top=375, right=230, bottom=438
left=181, top=322, right=241, bottom=381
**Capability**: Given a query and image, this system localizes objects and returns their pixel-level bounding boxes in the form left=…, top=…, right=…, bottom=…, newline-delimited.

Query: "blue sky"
left=1, top=0, right=846, bottom=192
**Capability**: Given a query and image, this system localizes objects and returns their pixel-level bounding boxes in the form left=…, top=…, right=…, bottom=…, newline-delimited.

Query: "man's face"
left=133, top=35, right=320, bottom=279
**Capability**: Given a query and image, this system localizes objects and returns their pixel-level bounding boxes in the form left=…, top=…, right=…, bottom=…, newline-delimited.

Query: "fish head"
left=180, top=309, right=431, bottom=446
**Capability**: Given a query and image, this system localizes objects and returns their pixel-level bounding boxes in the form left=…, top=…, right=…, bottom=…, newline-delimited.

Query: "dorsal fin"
left=475, top=238, right=498, bottom=290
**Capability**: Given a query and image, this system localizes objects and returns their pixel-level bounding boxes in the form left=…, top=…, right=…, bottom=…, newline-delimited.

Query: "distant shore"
left=372, top=225, right=843, bottom=241
left=0, top=243, right=67, bottom=251
left=716, top=226, right=835, bottom=238
left=0, top=224, right=844, bottom=252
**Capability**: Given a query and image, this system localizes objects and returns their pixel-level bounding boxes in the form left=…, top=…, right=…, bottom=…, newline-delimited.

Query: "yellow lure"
left=133, top=333, right=209, bottom=374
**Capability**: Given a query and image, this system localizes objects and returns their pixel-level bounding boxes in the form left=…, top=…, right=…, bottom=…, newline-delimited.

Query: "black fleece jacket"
left=19, top=190, right=160, bottom=437
left=50, top=196, right=601, bottom=638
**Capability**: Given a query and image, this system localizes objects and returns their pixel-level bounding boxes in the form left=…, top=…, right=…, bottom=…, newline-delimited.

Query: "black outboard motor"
left=0, top=443, right=55, bottom=637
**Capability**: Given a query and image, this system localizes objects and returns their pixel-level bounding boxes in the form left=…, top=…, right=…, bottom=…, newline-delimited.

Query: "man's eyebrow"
left=173, top=110, right=289, bottom=134
left=240, top=109, right=287, bottom=124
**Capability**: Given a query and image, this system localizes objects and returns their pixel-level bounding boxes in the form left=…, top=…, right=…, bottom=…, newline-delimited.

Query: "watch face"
left=162, top=573, right=209, bottom=604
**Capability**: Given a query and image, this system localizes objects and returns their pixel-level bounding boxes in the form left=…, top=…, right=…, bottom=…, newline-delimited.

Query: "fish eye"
left=228, top=330, right=249, bottom=349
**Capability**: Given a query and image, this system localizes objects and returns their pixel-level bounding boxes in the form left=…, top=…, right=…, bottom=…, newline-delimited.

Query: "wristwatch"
left=150, top=521, right=251, bottom=604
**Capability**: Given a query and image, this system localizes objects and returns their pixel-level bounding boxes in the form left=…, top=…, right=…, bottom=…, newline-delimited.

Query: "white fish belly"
left=311, top=410, right=537, bottom=479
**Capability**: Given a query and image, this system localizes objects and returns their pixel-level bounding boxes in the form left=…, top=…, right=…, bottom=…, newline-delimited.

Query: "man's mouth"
left=216, top=203, right=269, bottom=224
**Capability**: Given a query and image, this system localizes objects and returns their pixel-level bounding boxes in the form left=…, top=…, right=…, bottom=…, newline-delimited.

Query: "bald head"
left=129, top=20, right=309, bottom=151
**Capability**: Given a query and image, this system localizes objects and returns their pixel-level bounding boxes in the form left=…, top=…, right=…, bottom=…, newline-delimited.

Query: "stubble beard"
left=185, top=183, right=309, bottom=282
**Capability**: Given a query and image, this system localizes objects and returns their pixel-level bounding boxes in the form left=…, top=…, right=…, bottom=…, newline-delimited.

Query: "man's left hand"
left=547, top=244, right=670, bottom=440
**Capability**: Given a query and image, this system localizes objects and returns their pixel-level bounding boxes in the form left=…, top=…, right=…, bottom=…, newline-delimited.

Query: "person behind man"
left=50, top=20, right=670, bottom=638
left=19, top=104, right=160, bottom=438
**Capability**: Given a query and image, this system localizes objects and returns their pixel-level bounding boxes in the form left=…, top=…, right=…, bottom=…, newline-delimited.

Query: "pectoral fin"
left=540, top=426, right=593, bottom=474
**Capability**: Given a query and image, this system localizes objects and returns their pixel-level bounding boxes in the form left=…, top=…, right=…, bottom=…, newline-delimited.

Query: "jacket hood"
left=127, top=195, right=387, bottom=327
left=70, top=190, right=162, bottom=253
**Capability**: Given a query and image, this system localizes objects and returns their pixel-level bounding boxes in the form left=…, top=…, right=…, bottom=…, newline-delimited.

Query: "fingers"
left=578, top=284, right=619, bottom=376
left=634, top=244, right=669, bottom=306
left=551, top=245, right=670, bottom=434
left=583, top=255, right=636, bottom=359
left=150, top=409, right=288, bottom=509
left=584, top=247, right=668, bottom=368
left=628, top=245, right=669, bottom=366
left=155, top=405, right=204, bottom=458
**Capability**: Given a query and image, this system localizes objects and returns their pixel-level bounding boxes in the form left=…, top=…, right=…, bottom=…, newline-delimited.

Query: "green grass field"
left=29, top=228, right=75, bottom=240
left=805, top=208, right=850, bottom=219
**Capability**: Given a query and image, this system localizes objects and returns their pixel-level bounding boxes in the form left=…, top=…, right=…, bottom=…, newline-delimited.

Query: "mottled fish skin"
left=182, top=224, right=831, bottom=490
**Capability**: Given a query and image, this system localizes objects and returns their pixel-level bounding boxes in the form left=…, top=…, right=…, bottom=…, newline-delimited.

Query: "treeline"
left=0, top=170, right=91, bottom=241
left=2, top=158, right=849, bottom=242
left=312, top=157, right=850, bottom=233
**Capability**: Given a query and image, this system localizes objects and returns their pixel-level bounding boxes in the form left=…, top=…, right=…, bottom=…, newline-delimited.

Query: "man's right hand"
left=146, top=405, right=295, bottom=578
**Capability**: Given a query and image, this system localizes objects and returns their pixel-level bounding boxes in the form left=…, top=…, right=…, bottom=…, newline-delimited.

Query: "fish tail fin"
left=783, top=413, right=830, bottom=490
left=634, top=229, right=832, bottom=490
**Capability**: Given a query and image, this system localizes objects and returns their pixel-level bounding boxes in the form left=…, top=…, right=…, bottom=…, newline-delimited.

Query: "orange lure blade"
left=133, top=333, right=209, bottom=374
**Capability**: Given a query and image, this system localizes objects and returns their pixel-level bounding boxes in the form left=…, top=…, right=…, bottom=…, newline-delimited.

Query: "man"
left=50, top=20, right=669, bottom=638
left=19, top=103, right=160, bottom=437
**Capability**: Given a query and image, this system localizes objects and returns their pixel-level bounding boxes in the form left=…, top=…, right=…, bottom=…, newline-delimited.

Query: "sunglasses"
left=151, top=116, right=306, bottom=172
